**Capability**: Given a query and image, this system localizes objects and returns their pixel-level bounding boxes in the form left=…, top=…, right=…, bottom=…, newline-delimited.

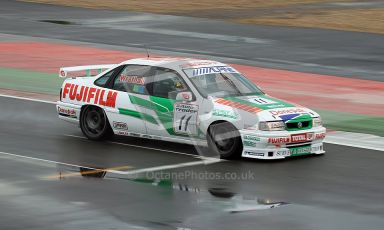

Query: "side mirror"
left=176, top=91, right=193, bottom=102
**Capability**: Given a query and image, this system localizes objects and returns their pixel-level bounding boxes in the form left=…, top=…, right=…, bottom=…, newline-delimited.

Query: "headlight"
left=259, top=121, right=285, bottom=131
left=312, top=117, right=322, bottom=127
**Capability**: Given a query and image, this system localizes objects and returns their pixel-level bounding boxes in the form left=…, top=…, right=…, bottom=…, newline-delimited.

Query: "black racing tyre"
left=207, top=122, right=243, bottom=159
left=80, top=106, right=113, bottom=140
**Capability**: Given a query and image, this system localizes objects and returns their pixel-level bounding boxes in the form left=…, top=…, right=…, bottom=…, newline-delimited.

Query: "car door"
left=144, top=67, right=199, bottom=139
left=108, top=65, right=152, bottom=135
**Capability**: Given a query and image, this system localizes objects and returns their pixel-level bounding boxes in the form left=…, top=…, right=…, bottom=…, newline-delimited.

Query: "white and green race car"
left=56, top=58, right=326, bottom=159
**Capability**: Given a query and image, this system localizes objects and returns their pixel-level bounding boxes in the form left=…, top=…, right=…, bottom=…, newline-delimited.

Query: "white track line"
left=0, top=151, right=99, bottom=171
left=0, top=150, right=221, bottom=176
left=324, top=131, right=384, bottom=152
left=0, top=94, right=55, bottom=104
left=324, top=140, right=384, bottom=152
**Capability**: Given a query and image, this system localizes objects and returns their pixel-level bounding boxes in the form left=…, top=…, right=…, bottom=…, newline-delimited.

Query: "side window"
left=150, top=68, right=190, bottom=100
left=113, top=65, right=151, bottom=94
left=94, top=69, right=115, bottom=87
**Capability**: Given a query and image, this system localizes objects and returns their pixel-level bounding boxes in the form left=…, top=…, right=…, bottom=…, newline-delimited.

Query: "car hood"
left=211, top=94, right=319, bottom=122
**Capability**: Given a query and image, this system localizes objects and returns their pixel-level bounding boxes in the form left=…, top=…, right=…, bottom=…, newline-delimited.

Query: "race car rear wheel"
left=207, top=122, right=242, bottom=159
left=80, top=106, right=112, bottom=140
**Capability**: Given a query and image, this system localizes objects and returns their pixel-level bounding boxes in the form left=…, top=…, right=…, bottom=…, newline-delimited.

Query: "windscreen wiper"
left=219, top=72, right=243, bottom=96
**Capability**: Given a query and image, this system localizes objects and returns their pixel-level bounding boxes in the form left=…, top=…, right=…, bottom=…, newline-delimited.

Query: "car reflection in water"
left=55, top=164, right=288, bottom=214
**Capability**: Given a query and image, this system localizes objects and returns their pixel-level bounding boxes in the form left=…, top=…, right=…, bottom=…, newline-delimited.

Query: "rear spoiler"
left=59, top=64, right=117, bottom=78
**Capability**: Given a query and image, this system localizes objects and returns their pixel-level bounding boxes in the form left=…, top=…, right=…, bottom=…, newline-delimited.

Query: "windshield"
left=183, top=66, right=264, bottom=97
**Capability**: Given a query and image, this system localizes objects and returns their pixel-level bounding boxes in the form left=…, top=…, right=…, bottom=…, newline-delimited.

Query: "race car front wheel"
left=80, top=106, right=112, bottom=140
left=207, top=122, right=242, bottom=159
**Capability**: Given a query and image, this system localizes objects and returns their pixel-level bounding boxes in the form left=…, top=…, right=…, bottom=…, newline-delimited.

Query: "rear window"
left=94, top=69, right=115, bottom=87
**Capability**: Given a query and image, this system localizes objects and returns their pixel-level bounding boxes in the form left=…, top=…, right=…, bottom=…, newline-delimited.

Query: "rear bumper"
left=239, top=127, right=326, bottom=159
left=56, top=101, right=81, bottom=124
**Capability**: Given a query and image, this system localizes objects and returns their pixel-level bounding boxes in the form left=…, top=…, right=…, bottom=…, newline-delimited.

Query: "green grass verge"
left=0, top=67, right=62, bottom=94
left=316, top=109, right=384, bottom=137
left=0, top=67, right=383, bottom=136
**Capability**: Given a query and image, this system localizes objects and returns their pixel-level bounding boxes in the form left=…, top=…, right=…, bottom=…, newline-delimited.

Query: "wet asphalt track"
left=1, top=1, right=384, bottom=229
left=1, top=90, right=384, bottom=230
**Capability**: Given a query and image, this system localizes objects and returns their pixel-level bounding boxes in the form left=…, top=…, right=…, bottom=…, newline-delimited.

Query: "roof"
left=120, top=57, right=227, bottom=70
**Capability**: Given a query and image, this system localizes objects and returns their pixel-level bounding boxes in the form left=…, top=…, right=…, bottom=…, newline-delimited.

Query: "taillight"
left=60, top=88, right=62, bottom=101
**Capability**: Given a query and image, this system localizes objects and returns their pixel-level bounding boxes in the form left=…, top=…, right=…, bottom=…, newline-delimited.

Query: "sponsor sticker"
left=276, top=150, right=290, bottom=156
left=269, top=108, right=306, bottom=116
left=173, top=103, right=199, bottom=135
left=315, top=133, right=326, bottom=139
left=268, top=137, right=290, bottom=144
left=119, top=75, right=145, bottom=85
left=290, top=146, right=312, bottom=156
left=62, top=83, right=117, bottom=108
left=243, top=140, right=256, bottom=147
left=192, top=66, right=238, bottom=76
left=244, top=151, right=264, bottom=157
left=113, top=122, right=128, bottom=130
left=212, top=109, right=238, bottom=119
left=116, top=130, right=129, bottom=136
left=244, top=134, right=260, bottom=142
left=268, top=133, right=314, bottom=144
left=291, top=133, right=314, bottom=143
left=57, top=106, right=76, bottom=118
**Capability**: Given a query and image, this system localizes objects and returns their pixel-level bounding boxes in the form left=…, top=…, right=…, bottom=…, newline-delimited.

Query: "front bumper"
left=240, top=127, right=326, bottom=159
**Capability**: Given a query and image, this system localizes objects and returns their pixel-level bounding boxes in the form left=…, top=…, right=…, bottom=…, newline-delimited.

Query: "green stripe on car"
left=118, top=108, right=158, bottom=125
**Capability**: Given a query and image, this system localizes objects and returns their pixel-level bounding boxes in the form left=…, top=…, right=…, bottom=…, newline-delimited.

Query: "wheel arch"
left=80, top=104, right=113, bottom=128
left=80, top=104, right=104, bottom=118
left=206, top=120, right=243, bottom=159
left=79, top=104, right=113, bottom=140
left=206, top=120, right=241, bottom=140
left=206, top=119, right=242, bottom=136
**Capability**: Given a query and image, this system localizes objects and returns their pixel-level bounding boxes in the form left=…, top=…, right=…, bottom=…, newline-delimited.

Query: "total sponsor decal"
left=57, top=106, right=76, bottom=118
left=291, top=133, right=306, bottom=143
left=268, top=133, right=314, bottom=144
left=113, top=122, right=128, bottom=130
left=62, top=83, right=117, bottom=108
left=244, top=151, right=264, bottom=157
